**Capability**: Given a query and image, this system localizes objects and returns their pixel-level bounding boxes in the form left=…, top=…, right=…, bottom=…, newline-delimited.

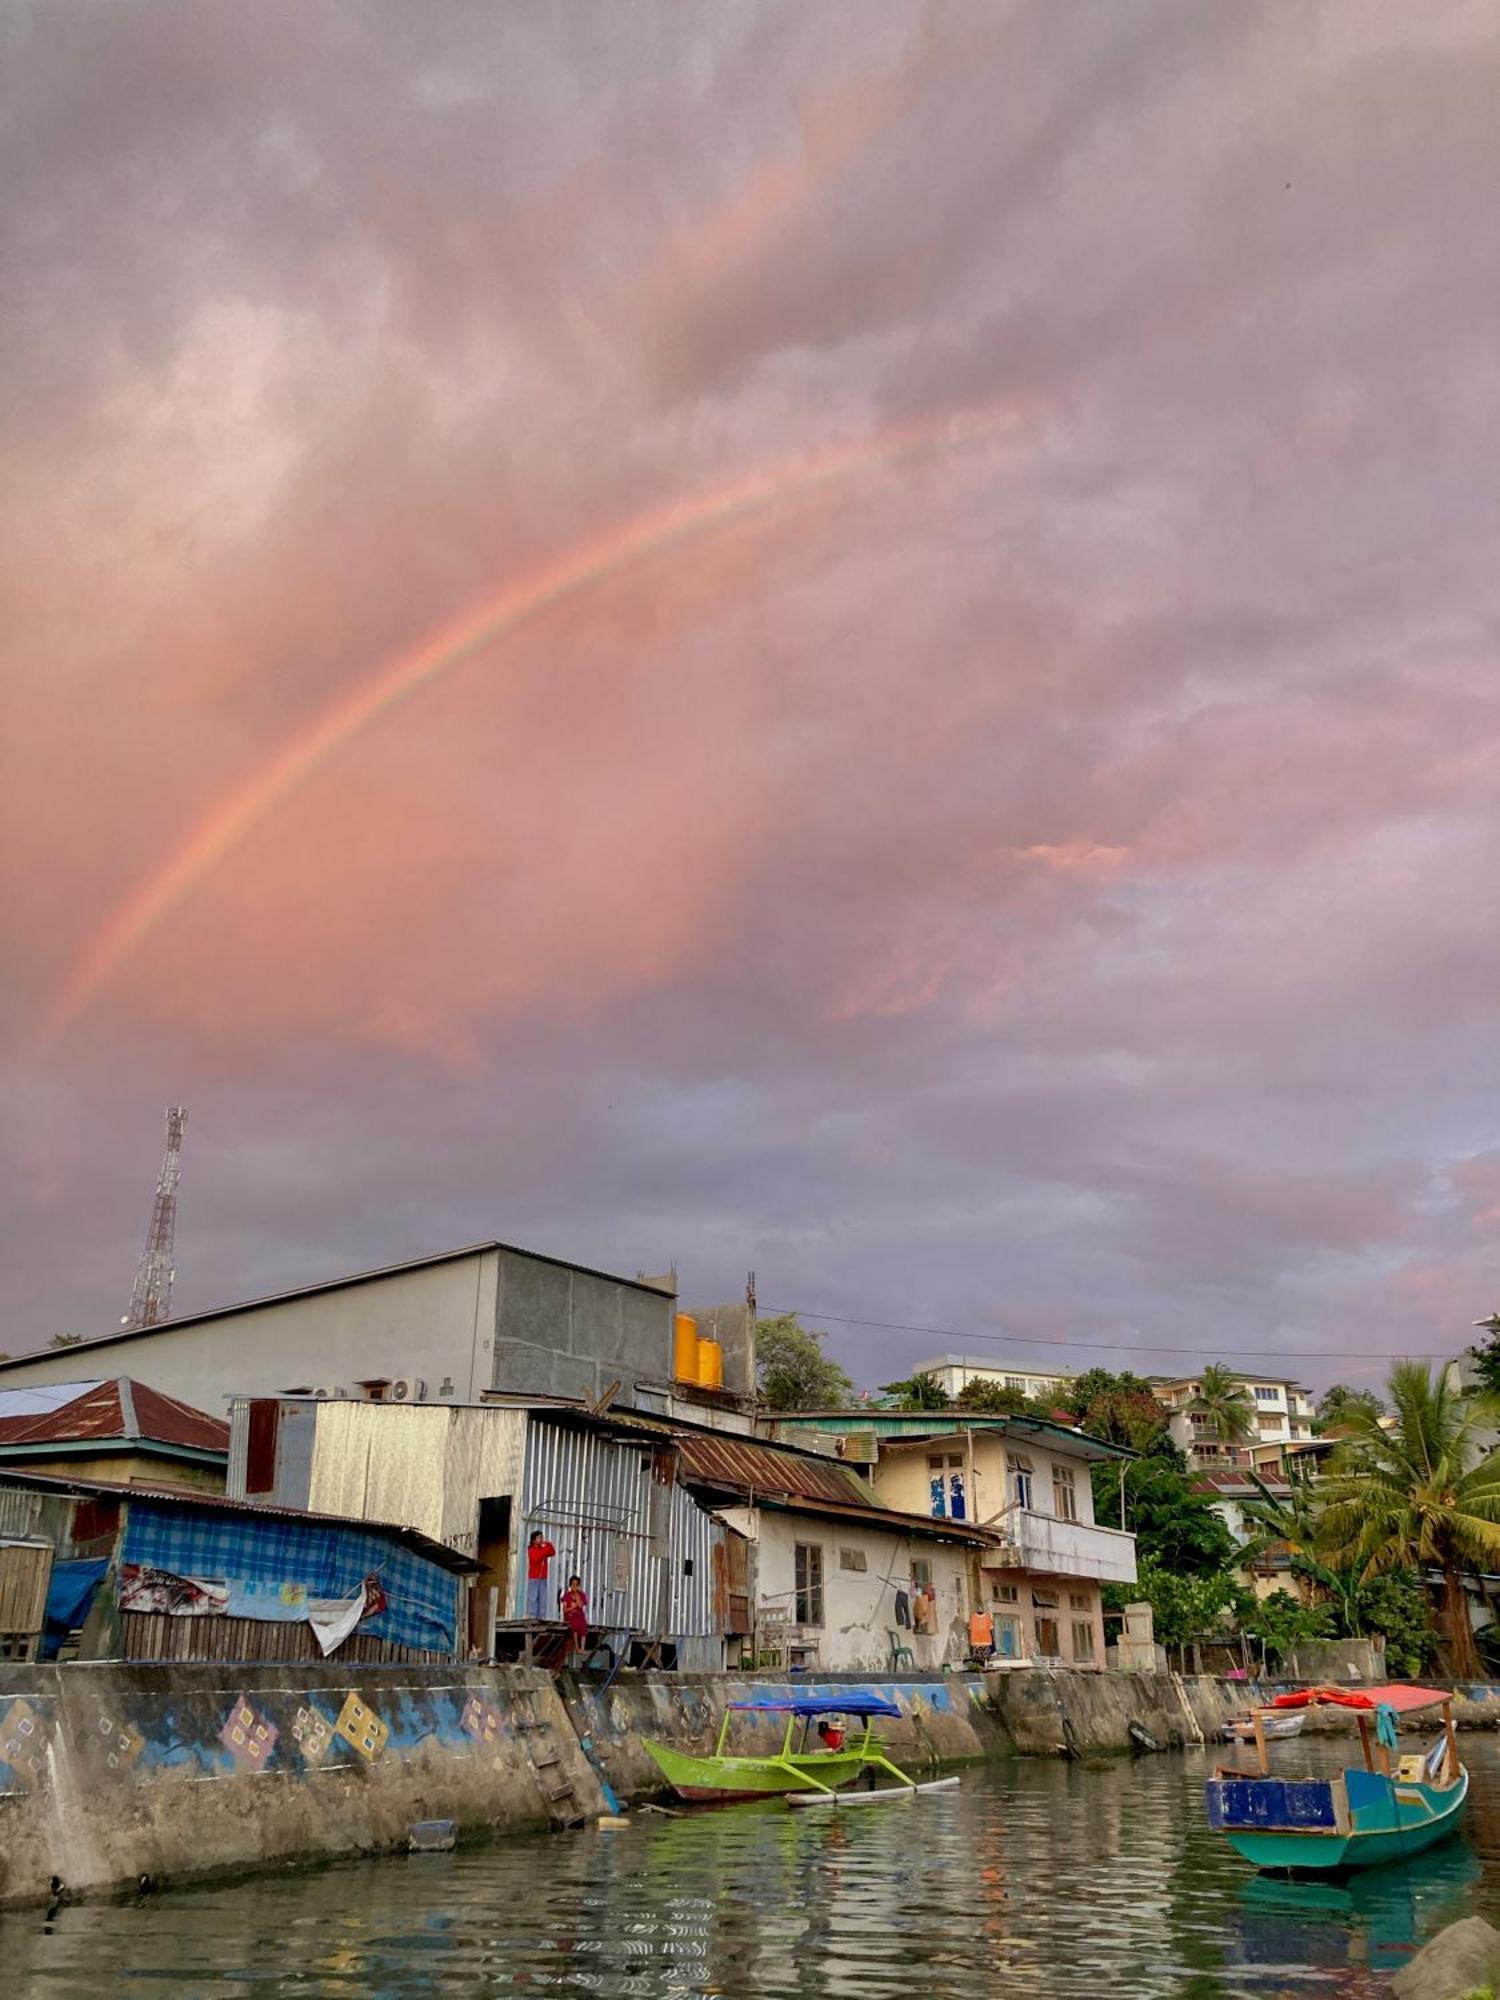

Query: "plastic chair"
left=888, top=1629, right=915, bottom=1670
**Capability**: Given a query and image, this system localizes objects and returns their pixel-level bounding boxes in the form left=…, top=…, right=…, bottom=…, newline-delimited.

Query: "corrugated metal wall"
left=519, top=1419, right=723, bottom=1644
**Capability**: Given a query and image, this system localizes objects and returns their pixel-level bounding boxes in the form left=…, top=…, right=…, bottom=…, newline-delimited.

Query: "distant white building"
left=1153, top=1372, right=1315, bottom=1468
left=911, top=1356, right=1074, bottom=1404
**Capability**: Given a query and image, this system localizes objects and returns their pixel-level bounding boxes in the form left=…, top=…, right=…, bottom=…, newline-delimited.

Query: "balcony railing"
left=983, top=1503, right=1138, bottom=1585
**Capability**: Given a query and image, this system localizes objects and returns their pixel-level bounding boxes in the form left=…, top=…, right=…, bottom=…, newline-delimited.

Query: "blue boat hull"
left=1207, top=1766, right=1468, bottom=1873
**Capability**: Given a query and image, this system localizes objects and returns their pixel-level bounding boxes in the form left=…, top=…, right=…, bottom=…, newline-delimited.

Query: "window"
left=1254, top=1385, right=1279, bottom=1402
left=1010, top=1454, right=1034, bottom=1510
left=991, top=1582, right=1019, bottom=1603
left=1071, top=1620, right=1096, bottom=1663
left=1069, top=1591, right=1091, bottom=1612
left=1005, top=1376, right=1025, bottom=1391
left=793, top=1543, right=824, bottom=1626
left=910, top=1558, right=932, bottom=1591
left=948, top=1454, right=964, bottom=1469
left=927, top=1454, right=946, bottom=1470
left=838, top=1547, right=867, bottom=1572
left=1034, top=1615, right=1061, bottom=1658
left=1030, top=1589, right=1059, bottom=1610
left=1051, top=1464, right=1078, bottom=1521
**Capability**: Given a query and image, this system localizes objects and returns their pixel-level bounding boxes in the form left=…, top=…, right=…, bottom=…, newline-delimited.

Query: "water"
left=12, top=1736, right=1500, bottom=1997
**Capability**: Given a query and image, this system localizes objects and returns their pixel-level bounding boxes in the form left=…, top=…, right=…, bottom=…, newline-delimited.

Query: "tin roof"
left=0, top=1378, right=229, bottom=1457
left=0, top=1467, right=479, bottom=1573
left=674, top=1430, right=877, bottom=1506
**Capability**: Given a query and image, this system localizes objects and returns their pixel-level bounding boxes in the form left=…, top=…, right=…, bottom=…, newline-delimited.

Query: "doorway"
left=468, top=1495, right=512, bottom=1656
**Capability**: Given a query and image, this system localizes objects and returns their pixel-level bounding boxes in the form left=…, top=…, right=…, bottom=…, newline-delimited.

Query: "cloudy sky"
left=3, top=2, right=1497, bottom=1388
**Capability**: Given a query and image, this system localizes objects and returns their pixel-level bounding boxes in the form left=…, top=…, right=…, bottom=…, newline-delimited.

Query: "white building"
left=911, top=1355, right=1074, bottom=1404
left=1153, top=1372, right=1315, bottom=1468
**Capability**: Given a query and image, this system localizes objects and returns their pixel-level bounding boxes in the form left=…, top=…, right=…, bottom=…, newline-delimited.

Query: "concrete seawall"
left=7, top=1661, right=1494, bottom=1909
left=0, top=1660, right=604, bottom=1909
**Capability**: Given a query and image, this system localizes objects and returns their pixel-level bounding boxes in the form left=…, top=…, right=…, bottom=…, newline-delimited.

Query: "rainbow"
left=43, top=399, right=1026, bottom=1040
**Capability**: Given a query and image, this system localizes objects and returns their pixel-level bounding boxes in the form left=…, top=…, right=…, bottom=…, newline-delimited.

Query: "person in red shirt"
left=560, top=1574, right=589, bottom=1659
left=525, top=1530, right=556, bottom=1620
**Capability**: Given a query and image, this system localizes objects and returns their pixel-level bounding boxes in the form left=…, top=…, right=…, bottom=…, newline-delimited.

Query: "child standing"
left=560, top=1574, right=589, bottom=1659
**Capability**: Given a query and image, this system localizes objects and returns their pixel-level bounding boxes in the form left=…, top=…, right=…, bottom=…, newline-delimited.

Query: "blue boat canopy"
left=727, top=1693, right=902, bottom=1719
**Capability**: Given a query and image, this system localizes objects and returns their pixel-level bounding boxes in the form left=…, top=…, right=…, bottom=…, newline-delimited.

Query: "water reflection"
left=9, top=1737, right=1500, bottom=1997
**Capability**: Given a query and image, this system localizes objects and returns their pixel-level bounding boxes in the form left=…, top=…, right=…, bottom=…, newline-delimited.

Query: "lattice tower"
left=123, top=1105, right=187, bottom=1328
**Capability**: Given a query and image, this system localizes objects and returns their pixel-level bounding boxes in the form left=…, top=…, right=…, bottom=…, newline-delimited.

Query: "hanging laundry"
left=894, top=1588, right=912, bottom=1628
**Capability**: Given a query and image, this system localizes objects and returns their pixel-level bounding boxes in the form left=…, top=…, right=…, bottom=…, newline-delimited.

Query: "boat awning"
left=727, top=1693, right=903, bottom=1719
left=1271, top=1683, right=1454, bottom=1714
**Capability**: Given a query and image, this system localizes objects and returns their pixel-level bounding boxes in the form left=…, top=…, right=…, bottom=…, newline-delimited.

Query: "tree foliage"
left=754, top=1314, right=855, bottom=1411
left=1334, top=1568, right=1438, bottom=1681
left=1190, top=1365, right=1255, bottom=1451
left=878, top=1371, right=952, bottom=1411
left=1315, top=1359, right=1500, bottom=1677
left=1126, top=1559, right=1240, bottom=1649
left=1315, top=1383, right=1386, bottom=1432
left=1465, top=1314, right=1500, bottom=1398
left=953, top=1379, right=1031, bottom=1414
left=1092, top=1454, right=1238, bottom=1576
left=1238, top=1588, right=1331, bottom=1668
left=48, top=1333, right=85, bottom=1349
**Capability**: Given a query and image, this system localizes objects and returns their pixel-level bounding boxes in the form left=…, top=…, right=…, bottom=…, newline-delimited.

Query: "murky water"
left=12, top=1736, right=1500, bottom=1996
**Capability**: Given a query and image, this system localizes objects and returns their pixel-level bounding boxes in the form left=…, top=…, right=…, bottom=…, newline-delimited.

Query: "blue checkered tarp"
left=120, top=1499, right=456, bottom=1655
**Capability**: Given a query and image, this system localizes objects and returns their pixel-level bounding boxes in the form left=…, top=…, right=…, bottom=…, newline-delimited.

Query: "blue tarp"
left=728, top=1693, right=902, bottom=1719
left=41, top=1557, right=108, bottom=1660
left=120, top=1500, right=457, bottom=1655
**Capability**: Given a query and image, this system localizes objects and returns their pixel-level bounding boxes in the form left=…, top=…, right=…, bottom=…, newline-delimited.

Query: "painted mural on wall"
left=0, top=1676, right=518, bottom=1800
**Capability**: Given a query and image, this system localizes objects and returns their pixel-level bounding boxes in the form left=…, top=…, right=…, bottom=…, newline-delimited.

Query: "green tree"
left=1123, top=1558, right=1240, bottom=1650
left=1093, top=1455, right=1238, bottom=1576
left=1236, top=1472, right=1341, bottom=1601
left=1081, top=1388, right=1170, bottom=1453
left=879, top=1371, right=951, bottom=1412
left=1315, top=1383, right=1386, bottom=1432
left=953, top=1379, right=1031, bottom=1415
left=1316, top=1359, right=1500, bottom=1677
left=754, top=1314, right=855, bottom=1411
left=1061, top=1366, right=1154, bottom=1418
left=1190, top=1365, right=1255, bottom=1455
left=1335, top=1569, right=1438, bottom=1681
left=1238, top=1588, right=1331, bottom=1670
left=48, top=1333, right=85, bottom=1349
left=1465, top=1313, right=1500, bottom=1397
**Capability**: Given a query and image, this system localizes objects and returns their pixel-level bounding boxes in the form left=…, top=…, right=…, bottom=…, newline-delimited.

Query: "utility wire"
left=761, top=1305, right=1456, bottom=1365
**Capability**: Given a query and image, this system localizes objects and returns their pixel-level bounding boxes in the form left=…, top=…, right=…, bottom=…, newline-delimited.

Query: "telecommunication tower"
left=123, top=1106, right=187, bottom=1328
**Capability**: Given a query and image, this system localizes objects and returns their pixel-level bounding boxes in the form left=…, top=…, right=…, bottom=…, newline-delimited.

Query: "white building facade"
left=911, top=1356, right=1074, bottom=1403
left=1154, top=1373, right=1316, bottom=1468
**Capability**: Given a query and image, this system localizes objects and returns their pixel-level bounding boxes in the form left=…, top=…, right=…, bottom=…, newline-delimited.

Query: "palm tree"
left=1191, top=1366, right=1255, bottom=1458
left=1237, top=1472, right=1344, bottom=1605
left=1316, top=1359, right=1500, bottom=1677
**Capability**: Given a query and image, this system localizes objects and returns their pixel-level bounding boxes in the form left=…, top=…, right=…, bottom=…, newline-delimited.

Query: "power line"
left=762, top=1305, right=1452, bottom=1366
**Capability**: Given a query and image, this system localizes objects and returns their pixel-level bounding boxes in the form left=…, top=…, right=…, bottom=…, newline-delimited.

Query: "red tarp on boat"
left=1271, top=1684, right=1453, bottom=1713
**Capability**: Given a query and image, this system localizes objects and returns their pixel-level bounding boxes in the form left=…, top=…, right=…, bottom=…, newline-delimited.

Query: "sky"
left=2, top=1, right=1497, bottom=1390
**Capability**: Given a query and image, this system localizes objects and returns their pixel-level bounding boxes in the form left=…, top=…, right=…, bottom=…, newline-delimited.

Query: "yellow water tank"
left=674, top=1313, right=700, bottom=1383
left=695, top=1337, right=724, bottom=1391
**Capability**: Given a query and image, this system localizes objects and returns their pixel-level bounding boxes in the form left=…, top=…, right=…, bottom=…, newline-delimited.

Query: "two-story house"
left=769, top=1410, right=1136, bottom=1670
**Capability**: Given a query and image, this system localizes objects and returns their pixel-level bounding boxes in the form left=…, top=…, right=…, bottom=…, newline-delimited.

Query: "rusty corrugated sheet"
left=674, top=1432, right=873, bottom=1505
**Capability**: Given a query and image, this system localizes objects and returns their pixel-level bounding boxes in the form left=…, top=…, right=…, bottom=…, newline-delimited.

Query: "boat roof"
left=728, top=1693, right=902, bottom=1719
left=1271, top=1683, right=1454, bottom=1714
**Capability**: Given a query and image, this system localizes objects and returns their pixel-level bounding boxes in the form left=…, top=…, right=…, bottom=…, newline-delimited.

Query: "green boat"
left=1206, top=1682, right=1469, bottom=1872
left=643, top=1692, right=947, bottom=1805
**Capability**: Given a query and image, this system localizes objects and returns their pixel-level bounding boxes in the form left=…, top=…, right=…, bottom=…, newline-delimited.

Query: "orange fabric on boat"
left=1270, top=1684, right=1453, bottom=1713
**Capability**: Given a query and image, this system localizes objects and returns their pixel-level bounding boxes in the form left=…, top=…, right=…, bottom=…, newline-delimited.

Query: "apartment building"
left=910, top=1355, right=1074, bottom=1405
left=1153, top=1372, right=1316, bottom=1468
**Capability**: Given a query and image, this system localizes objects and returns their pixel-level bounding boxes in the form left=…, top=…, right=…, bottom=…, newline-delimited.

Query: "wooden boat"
left=643, top=1693, right=942, bottom=1805
left=1224, top=1710, right=1305, bottom=1743
left=1206, top=1683, right=1468, bottom=1872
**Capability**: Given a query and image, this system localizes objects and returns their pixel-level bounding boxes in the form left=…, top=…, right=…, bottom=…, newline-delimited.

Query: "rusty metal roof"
left=0, top=1378, right=228, bottom=1456
left=674, top=1430, right=885, bottom=1506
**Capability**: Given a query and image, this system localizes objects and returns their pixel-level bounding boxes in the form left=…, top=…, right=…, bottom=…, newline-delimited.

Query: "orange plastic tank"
left=674, top=1312, right=700, bottom=1383
left=695, top=1337, right=724, bottom=1391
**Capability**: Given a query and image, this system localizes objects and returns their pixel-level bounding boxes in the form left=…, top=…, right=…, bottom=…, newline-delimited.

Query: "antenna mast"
left=124, top=1105, right=187, bottom=1328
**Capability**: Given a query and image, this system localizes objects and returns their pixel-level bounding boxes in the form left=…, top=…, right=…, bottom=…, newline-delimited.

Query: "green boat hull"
left=1209, top=1766, right=1469, bottom=1873
left=643, top=1737, right=875, bottom=1803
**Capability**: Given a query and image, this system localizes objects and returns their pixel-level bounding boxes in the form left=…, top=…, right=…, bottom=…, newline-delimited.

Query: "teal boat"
left=1206, top=1682, right=1468, bottom=1872
left=643, top=1693, right=954, bottom=1806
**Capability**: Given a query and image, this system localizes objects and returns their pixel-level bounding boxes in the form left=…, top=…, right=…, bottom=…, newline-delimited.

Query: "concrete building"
left=227, top=1394, right=734, bottom=1668
left=1193, top=1467, right=1311, bottom=1603
left=673, top=1431, right=989, bottom=1675
left=0, top=1241, right=753, bottom=1422
left=910, top=1355, right=1074, bottom=1403
left=1152, top=1372, right=1316, bottom=1468
left=0, top=1379, right=228, bottom=1491
left=771, top=1410, right=1136, bottom=1669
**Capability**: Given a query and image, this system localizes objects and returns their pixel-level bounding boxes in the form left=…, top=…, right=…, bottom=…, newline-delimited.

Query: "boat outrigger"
left=1206, top=1683, right=1469, bottom=1872
left=642, top=1693, right=960, bottom=1808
